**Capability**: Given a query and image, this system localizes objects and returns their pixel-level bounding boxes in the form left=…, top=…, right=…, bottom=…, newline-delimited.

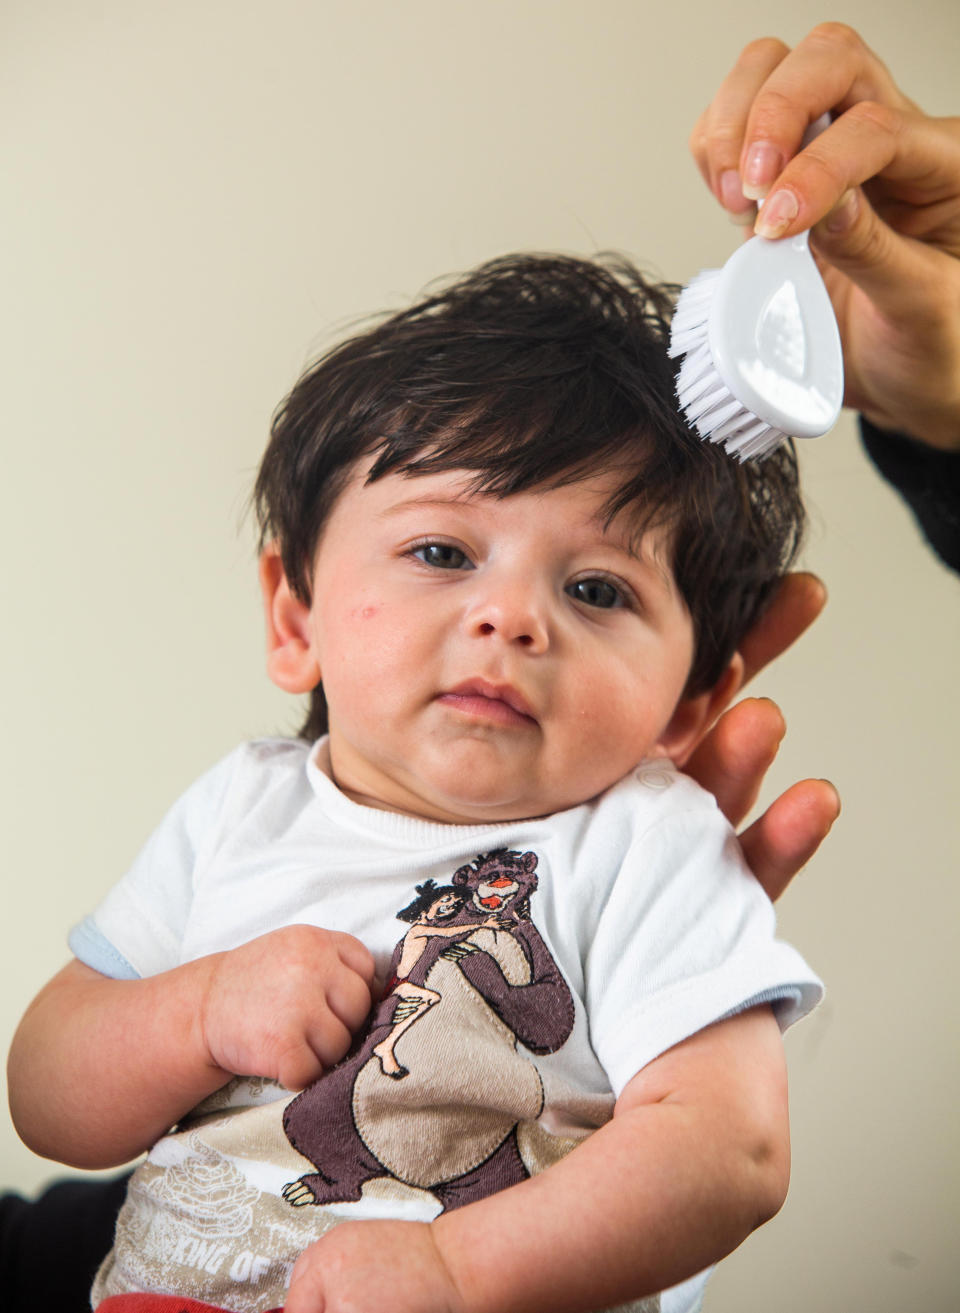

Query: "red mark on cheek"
left=352, top=604, right=381, bottom=621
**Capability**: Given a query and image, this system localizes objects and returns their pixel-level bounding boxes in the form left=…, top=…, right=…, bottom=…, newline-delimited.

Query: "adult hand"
left=690, top=22, right=960, bottom=450
left=683, top=574, right=840, bottom=903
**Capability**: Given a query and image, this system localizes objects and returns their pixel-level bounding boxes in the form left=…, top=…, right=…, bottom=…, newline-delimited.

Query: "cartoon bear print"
left=282, top=849, right=575, bottom=1212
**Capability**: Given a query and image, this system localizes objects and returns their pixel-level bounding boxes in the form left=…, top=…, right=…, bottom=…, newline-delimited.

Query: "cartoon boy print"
left=282, top=850, right=575, bottom=1213
left=373, top=880, right=509, bottom=1079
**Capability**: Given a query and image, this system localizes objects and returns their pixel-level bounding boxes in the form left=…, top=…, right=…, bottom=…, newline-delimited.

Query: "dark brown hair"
left=254, top=253, right=804, bottom=740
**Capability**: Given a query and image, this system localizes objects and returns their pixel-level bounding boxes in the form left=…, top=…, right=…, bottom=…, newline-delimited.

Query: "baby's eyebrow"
left=591, top=518, right=677, bottom=588
left=377, top=493, right=477, bottom=516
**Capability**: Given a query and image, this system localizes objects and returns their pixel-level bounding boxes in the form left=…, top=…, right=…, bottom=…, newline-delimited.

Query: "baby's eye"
left=565, top=577, right=625, bottom=609
left=412, top=542, right=472, bottom=570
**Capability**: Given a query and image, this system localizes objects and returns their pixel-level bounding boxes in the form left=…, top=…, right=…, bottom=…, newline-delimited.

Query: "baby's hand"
left=199, top=925, right=375, bottom=1090
left=284, top=1219, right=462, bottom=1313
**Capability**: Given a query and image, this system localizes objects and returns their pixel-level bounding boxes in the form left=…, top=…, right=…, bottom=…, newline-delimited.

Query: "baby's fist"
left=199, top=924, right=375, bottom=1090
left=285, top=1219, right=463, bottom=1313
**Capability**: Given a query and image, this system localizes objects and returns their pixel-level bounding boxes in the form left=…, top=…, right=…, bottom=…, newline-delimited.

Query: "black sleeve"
left=0, top=1172, right=131, bottom=1310
left=860, top=417, right=960, bottom=573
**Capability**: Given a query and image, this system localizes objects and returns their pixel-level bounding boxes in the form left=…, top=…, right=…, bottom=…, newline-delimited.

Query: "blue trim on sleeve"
left=719, top=982, right=822, bottom=1029
left=68, top=917, right=141, bottom=980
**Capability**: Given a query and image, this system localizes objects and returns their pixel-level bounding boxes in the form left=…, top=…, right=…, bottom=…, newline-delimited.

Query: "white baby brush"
left=669, top=115, right=843, bottom=461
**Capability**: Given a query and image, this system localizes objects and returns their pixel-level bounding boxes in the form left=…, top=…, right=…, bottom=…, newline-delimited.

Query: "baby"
left=9, top=253, right=821, bottom=1313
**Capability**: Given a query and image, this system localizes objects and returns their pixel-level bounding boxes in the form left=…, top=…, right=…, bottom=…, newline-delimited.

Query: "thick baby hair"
left=254, top=253, right=805, bottom=739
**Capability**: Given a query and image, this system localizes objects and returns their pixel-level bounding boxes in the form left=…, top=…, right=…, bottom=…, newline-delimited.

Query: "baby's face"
left=303, top=463, right=696, bottom=823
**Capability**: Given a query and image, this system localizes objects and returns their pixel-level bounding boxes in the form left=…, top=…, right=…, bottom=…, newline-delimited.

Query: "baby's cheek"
left=328, top=605, right=424, bottom=714
left=583, top=684, right=664, bottom=762
left=347, top=603, right=383, bottom=622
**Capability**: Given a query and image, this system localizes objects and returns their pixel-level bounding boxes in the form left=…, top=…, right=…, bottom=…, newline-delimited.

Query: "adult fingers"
left=684, top=697, right=785, bottom=829
left=690, top=36, right=789, bottom=216
left=692, top=25, right=903, bottom=211
left=811, top=181, right=956, bottom=334
left=738, top=572, right=827, bottom=686
left=739, top=23, right=909, bottom=200
left=753, top=104, right=960, bottom=245
left=806, top=119, right=960, bottom=297
left=739, top=778, right=841, bottom=903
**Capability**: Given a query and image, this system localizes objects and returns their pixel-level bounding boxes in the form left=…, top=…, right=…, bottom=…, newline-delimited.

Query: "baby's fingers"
left=332, top=931, right=377, bottom=985
left=323, top=961, right=375, bottom=1035
left=280, top=1011, right=354, bottom=1090
left=275, top=1042, right=327, bottom=1094
left=286, top=1241, right=329, bottom=1313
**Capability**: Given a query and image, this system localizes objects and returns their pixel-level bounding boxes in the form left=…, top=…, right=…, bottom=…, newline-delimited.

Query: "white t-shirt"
left=72, top=738, right=822, bottom=1313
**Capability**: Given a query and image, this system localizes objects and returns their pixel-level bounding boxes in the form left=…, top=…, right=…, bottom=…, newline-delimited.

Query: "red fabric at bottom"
left=97, top=1296, right=282, bottom=1313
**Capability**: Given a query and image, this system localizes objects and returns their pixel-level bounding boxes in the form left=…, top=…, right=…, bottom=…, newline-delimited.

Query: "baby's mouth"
left=437, top=678, right=538, bottom=728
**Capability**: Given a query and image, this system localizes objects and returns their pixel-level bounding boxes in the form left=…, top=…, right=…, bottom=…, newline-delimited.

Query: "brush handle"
left=801, top=112, right=832, bottom=149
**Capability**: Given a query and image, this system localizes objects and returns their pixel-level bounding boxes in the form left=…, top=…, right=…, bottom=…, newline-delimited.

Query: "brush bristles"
left=669, top=270, right=787, bottom=462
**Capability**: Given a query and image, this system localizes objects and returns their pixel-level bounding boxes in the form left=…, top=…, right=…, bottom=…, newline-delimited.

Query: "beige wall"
left=2, top=3, right=958, bottom=1309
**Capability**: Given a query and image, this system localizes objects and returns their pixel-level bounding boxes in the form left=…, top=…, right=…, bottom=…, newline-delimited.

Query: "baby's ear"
left=652, top=654, right=744, bottom=766
left=259, top=544, right=322, bottom=694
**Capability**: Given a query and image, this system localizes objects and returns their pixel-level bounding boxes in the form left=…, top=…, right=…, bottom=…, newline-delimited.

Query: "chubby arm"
left=8, top=956, right=227, bottom=1168
left=7, top=925, right=374, bottom=1170
left=285, top=1005, right=789, bottom=1313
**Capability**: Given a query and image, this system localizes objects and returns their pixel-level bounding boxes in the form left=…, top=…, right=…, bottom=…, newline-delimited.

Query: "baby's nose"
left=464, top=579, right=549, bottom=651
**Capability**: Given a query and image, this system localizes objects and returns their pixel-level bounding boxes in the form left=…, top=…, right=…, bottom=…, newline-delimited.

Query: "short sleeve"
left=583, top=793, right=822, bottom=1096
left=68, top=747, right=245, bottom=979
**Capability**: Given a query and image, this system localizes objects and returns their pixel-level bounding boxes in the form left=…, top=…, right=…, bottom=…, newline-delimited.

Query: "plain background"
left=2, top=3, right=958, bottom=1310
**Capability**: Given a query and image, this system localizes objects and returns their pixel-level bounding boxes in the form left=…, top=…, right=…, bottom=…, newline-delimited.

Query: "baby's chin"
left=384, top=773, right=620, bottom=826
left=418, top=755, right=647, bottom=824
left=329, top=732, right=637, bottom=824
left=340, top=773, right=563, bottom=825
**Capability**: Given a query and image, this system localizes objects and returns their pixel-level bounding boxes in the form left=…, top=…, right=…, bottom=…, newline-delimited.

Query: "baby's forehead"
left=361, top=457, right=671, bottom=539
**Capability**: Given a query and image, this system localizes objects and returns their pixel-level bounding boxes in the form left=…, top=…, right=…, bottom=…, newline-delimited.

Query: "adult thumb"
left=810, top=186, right=934, bottom=317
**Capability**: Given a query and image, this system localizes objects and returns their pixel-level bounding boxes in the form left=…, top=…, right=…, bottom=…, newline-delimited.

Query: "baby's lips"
left=445, top=676, right=537, bottom=720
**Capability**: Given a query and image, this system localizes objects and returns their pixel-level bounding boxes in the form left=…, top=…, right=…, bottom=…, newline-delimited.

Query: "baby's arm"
left=285, top=1004, right=788, bottom=1313
left=7, top=924, right=375, bottom=1170
left=417, top=916, right=505, bottom=941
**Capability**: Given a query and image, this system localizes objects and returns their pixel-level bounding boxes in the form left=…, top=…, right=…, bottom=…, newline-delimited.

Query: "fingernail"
left=823, top=188, right=859, bottom=234
left=742, top=142, right=783, bottom=199
left=819, top=780, right=842, bottom=818
left=755, top=189, right=799, bottom=239
left=719, top=169, right=745, bottom=209
left=719, top=169, right=756, bottom=225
